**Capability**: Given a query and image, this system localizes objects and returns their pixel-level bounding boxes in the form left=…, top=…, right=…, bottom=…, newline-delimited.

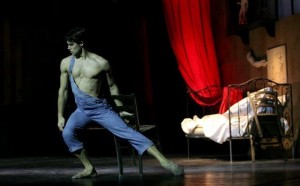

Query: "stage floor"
left=0, top=154, right=300, bottom=186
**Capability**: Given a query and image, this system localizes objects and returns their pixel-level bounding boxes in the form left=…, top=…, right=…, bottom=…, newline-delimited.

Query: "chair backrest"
left=248, top=87, right=283, bottom=138
left=252, top=87, right=278, bottom=115
left=111, top=93, right=159, bottom=149
left=110, top=93, right=141, bottom=131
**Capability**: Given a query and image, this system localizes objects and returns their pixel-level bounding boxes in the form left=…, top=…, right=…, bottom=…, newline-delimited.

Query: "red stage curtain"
left=163, top=0, right=222, bottom=106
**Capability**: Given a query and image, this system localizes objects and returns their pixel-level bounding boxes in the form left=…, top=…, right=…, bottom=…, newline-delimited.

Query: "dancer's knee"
left=62, top=129, right=72, bottom=141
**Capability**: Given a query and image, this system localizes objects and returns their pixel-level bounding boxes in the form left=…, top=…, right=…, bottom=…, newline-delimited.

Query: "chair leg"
left=138, top=155, right=143, bottom=176
left=250, top=135, right=255, bottom=162
left=280, top=137, right=288, bottom=161
left=154, top=129, right=162, bottom=152
left=113, top=136, right=123, bottom=176
left=130, top=147, right=137, bottom=166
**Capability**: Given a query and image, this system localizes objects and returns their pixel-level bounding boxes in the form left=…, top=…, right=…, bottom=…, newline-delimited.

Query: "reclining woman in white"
left=181, top=87, right=288, bottom=144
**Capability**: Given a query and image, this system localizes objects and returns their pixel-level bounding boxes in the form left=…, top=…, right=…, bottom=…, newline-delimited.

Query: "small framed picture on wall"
left=266, top=44, right=287, bottom=83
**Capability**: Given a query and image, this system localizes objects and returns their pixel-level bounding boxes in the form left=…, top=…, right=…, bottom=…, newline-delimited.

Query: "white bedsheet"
left=181, top=94, right=254, bottom=144
left=181, top=114, right=251, bottom=144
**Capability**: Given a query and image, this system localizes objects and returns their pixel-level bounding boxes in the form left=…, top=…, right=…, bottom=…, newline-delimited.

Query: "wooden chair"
left=247, top=88, right=287, bottom=161
left=87, top=93, right=160, bottom=176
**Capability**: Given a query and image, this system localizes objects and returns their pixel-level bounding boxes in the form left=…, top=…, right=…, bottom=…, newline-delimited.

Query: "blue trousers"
left=62, top=97, right=153, bottom=155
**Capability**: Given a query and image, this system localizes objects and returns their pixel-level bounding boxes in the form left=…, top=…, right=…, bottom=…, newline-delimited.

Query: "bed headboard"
left=228, top=78, right=291, bottom=97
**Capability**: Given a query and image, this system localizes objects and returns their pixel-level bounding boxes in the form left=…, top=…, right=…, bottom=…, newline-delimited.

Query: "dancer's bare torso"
left=65, top=52, right=109, bottom=97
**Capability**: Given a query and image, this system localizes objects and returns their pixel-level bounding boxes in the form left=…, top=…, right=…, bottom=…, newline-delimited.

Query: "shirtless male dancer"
left=57, top=27, right=184, bottom=179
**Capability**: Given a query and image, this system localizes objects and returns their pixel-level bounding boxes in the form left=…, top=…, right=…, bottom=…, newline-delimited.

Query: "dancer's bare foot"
left=72, top=168, right=97, bottom=179
left=161, top=161, right=184, bottom=176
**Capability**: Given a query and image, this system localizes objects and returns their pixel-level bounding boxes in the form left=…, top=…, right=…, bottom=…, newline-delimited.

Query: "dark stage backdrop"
left=1, top=0, right=235, bottom=158
left=0, top=0, right=192, bottom=157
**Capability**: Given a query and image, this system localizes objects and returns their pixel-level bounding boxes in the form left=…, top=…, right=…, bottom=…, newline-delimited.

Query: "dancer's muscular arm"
left=57, top=58, right=69, bottom=131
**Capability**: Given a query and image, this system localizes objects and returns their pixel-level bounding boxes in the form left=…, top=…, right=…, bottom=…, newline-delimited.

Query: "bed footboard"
left=227, top=78, right=294, bottom=161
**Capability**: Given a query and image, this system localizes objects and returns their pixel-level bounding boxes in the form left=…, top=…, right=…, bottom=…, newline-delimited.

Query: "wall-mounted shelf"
left=233, top=20, right=276, bottom=45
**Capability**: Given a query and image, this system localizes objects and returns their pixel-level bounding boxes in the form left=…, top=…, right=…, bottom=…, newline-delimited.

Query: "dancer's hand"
left=119, top=111, right=134, bottom=117
left=57, top=117, right=65, bottom=131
